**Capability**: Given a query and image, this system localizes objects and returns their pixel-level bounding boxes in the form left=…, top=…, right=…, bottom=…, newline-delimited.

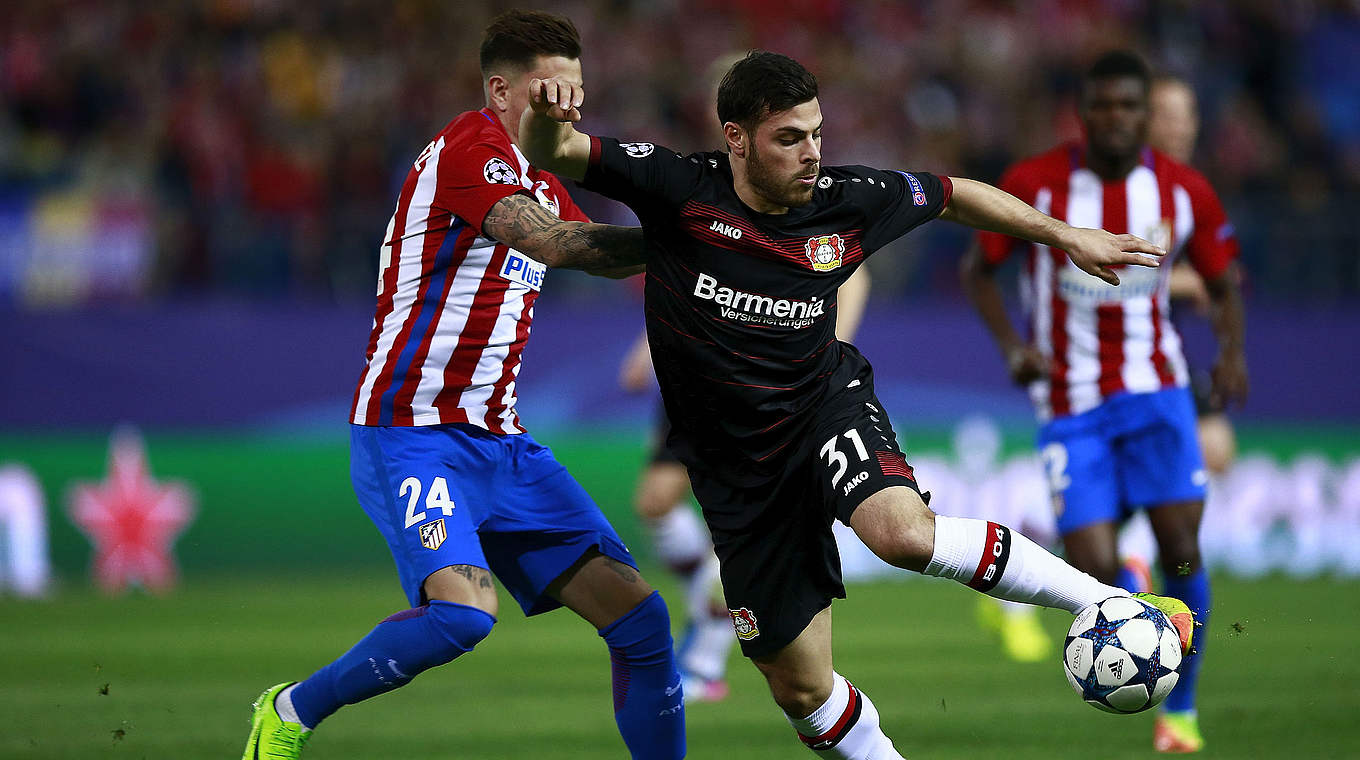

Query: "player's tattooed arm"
left=941, top=177, right=1166, bottom=286
left=482, top=194, right=645, bottom=278
left=1203, top=263, right=1248, bottom=408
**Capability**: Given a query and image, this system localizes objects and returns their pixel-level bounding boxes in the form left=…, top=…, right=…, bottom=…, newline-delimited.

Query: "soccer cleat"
left=242, top=682, right=312, bottom=759
left=1154, top=711, right=1204, bottom=753
left=680, top=672, right=730, bottom=704
left=1134, top=593, right=1194, bottom=656
left=976, top=598, right=1051, bottom=663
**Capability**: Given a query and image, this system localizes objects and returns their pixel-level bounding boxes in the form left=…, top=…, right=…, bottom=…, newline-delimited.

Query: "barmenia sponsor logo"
left=692, top=272, right=824, bottom=329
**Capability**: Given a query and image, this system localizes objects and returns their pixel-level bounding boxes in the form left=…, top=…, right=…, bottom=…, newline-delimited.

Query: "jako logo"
left=842, top=470, right=868, bottom=496
left=709, top=220, right=743, bottom=240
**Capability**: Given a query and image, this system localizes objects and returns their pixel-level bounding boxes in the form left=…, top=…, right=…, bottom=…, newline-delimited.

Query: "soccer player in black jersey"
left=520, top=51, right=1195, bottom=758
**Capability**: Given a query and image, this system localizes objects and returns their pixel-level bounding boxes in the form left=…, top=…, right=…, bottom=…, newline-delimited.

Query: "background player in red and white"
left=522, top=51, right=1194, bottom=760
left=619, top=266, right=870, bottom=702
left=961, top=51, right=1248, bottom=753
left=242, top=12, right=685, bottom=759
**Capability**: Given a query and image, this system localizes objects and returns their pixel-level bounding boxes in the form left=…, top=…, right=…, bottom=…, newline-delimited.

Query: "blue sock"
left=1161, top=568, right=1210, bottom=713
left=1115, top=566, right=1141, bottom=593
left=599, top=591, right=686, bottom=760
left=290, top=600, right=495, bottom=728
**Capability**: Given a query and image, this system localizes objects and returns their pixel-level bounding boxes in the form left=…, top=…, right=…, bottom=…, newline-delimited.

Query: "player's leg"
left=483, top=433, right=684, bottom=760
left=850, top=485, right=1126, bottom=613
left=634, top=454, right=733, bottom=701
left=1197, top=413, right=1237, bottom=476
left=243, top=425, right=500, bottom=758
left=1119, top=388, right=1212, bottom=752
left=750, top=607, right=903, bottom=760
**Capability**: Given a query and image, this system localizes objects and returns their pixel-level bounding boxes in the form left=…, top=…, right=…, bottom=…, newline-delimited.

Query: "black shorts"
left=687, top=377, right=925, bottom=658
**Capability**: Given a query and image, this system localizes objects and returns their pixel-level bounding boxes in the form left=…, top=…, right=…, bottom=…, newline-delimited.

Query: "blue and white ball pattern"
left=1063, top=596, right=1183, bottom=713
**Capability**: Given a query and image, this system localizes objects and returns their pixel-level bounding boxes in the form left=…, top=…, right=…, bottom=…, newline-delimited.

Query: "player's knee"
left=759, top=667, right=832, bottom=718
left=600, top=591, right=674, bottom=664
left=852, top=492, right=935, bottom=571
left=427, top=600, right=496, bottom=655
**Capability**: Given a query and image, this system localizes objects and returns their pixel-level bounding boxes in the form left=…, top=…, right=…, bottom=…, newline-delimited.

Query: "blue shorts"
left=350, top=423, right=635, bottom=614
left=1037, top=388, right=1207, bottom=535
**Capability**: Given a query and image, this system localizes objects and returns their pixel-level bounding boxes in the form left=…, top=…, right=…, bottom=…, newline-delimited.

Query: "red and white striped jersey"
left=350, top=108, right=587, bottom=433
left=979, top=142, right=1238, bottom=422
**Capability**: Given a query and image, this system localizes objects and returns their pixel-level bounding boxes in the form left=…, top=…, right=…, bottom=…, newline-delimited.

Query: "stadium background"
left=1, top=1, right=1357, bottom=758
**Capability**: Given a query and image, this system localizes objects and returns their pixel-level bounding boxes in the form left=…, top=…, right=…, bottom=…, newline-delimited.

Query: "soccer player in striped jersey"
left=522, top=51, right=1195, bottom=760
left=961, top=51, right=1248, bottom=753
left=242, top=11, right=684, bottom=759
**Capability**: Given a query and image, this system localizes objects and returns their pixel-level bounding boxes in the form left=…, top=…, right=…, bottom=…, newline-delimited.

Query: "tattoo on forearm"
left=482, top=194, right=644, bottom=271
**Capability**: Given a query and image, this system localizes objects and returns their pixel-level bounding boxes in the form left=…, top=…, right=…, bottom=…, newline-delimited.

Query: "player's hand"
left=1060, top=228, right=1165, bottom=286
left=1005, top=343, right=1049, bottom=386
left=1210, top=349, right=1249, bottom=409
left=528, top=77, right=584, bottom=123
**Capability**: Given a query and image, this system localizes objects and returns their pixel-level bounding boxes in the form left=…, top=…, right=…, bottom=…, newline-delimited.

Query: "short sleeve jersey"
left=973, top=142, right=1238, bottom=421
left=581, top=137, right=951, bottom=485
left=350, top=108, right=588, bottom=433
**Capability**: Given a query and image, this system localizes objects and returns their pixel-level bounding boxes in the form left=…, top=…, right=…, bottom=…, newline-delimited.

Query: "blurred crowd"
left=1, top=0, right=1356, bottom=306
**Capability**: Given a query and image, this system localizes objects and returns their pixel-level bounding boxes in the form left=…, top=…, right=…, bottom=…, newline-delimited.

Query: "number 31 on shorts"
left=400, top=476, right=456, bottom=529
left=819, top=429, right=870, bottom=489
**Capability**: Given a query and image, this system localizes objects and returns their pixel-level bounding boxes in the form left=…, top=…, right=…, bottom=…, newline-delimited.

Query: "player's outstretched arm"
left=834, top=266, right=872, bottom=342
left=940, top=177, right=1165, bottom=286
left=482, top=194, right=644, bottom=277
left=519, top=77, right=593, bottom=181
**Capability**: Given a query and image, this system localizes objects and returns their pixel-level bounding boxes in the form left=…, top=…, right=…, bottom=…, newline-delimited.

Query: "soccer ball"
left=1063, top=596, right=1183, bottom=713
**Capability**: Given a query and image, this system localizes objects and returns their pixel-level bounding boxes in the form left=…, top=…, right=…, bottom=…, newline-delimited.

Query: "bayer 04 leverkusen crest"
left=729, top=607, right=761, bottom=641
left=804, top=234, right=845, bottom=272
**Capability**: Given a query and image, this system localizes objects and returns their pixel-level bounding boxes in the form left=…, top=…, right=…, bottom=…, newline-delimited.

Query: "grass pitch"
left=2, top=572, right=1356, bottom=759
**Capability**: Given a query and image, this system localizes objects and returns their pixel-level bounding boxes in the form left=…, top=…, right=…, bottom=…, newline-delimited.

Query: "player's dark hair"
left=1084, top=50, right=1151, bottom=93
left=479, top=9, right=581, bottom=75
left=716, top=51, right=818, bottom=129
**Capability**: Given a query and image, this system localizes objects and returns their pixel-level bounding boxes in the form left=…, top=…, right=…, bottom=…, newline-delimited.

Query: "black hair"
left=1084, top=50, right=1151, bottom=92
left=479, top=9, right=581, bottom=75
left=716, top=51, right=818, bottom=128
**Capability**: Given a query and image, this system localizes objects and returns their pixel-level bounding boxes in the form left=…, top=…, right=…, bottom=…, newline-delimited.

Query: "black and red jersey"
left=581, top=137, right=950, bottom=486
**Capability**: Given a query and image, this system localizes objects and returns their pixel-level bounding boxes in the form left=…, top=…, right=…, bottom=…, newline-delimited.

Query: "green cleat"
left=1134, top=592, right=1195, bottom=656
left=1154, top=710, right=1205, bottom=753
left=242, top=682, right=312, bottom=760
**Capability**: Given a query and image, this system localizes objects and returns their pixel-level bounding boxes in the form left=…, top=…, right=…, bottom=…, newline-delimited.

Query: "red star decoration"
left=68, top=429, right=196, bottom=593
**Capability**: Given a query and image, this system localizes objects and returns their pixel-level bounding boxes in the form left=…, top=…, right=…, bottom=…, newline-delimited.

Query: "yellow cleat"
left=242, top=682, right=312, bottom=759
left=1134, top=592, right=1195, bottom=656
left=977, top=598, right=1051, bottom=663
left=1154, top=711, right=1204, bottom=753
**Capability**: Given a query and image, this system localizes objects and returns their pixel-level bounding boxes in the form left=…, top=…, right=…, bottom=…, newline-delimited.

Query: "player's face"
left=1081, top=76, right=1148, bottom=164
left=746, top=98, right=823, bottom=210
left=1147, top=81, right=1199, bottom=163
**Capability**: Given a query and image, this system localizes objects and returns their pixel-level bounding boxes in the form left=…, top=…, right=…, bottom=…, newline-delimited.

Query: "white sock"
left=274, top=684, right=313, bottom=730
left=924, top=515, right=1126, bottom=614
left=679, top=555, right=734, bottom=681
left=646, top=505, right=711, bottom=573
left=786, top=674, right=904, bottom=759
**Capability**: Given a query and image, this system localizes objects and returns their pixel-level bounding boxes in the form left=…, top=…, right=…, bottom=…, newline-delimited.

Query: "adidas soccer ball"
left=1063, top=596, right=1183, bottom=713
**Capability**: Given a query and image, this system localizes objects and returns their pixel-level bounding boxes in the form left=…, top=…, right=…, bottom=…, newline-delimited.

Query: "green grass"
left=2, top=573, right=1357, bottom=759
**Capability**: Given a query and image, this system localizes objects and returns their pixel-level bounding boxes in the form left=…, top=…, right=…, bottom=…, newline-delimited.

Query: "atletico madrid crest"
left=804, top=234, right=845, bottom=272
left=419, top=519, right=447, bottom=551
left=729, top=607, right=761, bottom=640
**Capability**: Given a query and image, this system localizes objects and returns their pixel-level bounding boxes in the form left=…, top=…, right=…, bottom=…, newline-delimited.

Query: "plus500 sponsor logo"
left=500, top=252, right=546, bottom=291
left=692, top=272, right=824, bottom=328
